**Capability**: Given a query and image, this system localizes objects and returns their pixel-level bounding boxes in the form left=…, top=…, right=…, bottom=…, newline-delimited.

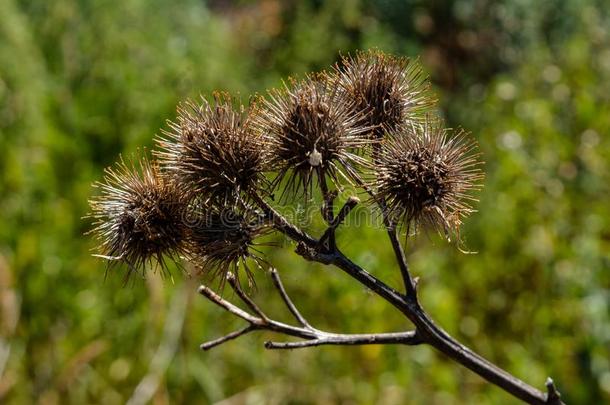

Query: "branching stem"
left=198, top=270, right=420, bottom=352
left=318, top=196, right=360, bottom=251
left=384, top=218, right=417, bottom=298
left=240, top=192, right=564, bottom=405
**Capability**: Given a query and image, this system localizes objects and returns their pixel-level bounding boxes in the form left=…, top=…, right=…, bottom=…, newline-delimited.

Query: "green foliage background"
left=1, top=0, right=609, bottom=404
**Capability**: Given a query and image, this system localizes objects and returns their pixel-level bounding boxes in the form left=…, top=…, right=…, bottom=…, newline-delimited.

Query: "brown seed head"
left=185, top=205, right=270, bottom=288
left=156, top=93, right=267, bottom=205
left=88, top=156, right=189, bottom=277
left=375, top=121, right=484, bottom=239
left=252, top=77, right=370, bottom=197
left=333, top=50, right=435, bottom=139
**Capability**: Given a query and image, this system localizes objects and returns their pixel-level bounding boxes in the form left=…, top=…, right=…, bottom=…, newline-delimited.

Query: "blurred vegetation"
left=1, top=0, right=609, bottom=404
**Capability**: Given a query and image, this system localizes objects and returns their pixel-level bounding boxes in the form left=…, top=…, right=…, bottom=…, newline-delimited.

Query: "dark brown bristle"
left=156, top=93, right=268, bottom=206
left=251, top=77, right=371, bottom=197
left=375, top=120, right=484, bottom=239
left=87, top=155, right=189, bottom=278
left=333, top=50, right=436, bottom=139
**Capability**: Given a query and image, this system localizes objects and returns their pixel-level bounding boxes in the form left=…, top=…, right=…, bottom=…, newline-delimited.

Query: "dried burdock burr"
left=185, top=204, right=270, bottom=288
left=375, top=120, right=484, bottom=240
left=333, top=49, right=435, bottom=140
left=251, top=77, right=371, bottom=197
left=88, top=155, right=190, bottom=277
left=156, top=93, right=268, bottom=206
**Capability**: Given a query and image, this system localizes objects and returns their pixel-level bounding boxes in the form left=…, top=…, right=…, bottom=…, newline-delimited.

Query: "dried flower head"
left=88, top=156, right=189, bottom=277
left=185, top=204, right=270, bottom=288
left=156, top=93, right=267, bottom=205
left=252, top=77, right=370, bottom=196
left=375, top=121, right=483, bottom=240
left=334, top=50, right=435, bottom=139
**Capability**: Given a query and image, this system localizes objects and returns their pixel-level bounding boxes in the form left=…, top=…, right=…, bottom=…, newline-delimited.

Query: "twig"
left=198, top=285, right=261, bottom=325
left=386, top=221, right=417, bottom=298
left=319, top=196, right=360, bottom=251
left=269, top=268, right=312, bottom=329
left=265, top=331, right=421, bottom=349
left=346, top=177, right=417, bottom=298
left=251, top=191, right=317, bottom=246
left=227, top=274, right=269, bottom=322
left=198, top=270, right=420, bottom=352
left=545, top=378, right=562, bottom=404
left=200, top=326, right=256, bottom=351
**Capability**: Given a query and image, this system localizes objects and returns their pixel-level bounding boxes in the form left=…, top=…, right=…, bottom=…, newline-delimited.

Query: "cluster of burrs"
left=88, top=49, right=482, bottom=286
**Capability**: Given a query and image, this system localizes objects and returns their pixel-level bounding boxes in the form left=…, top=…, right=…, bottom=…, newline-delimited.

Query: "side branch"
left=352, top=177, right=418, bottom=298
left=200, top=326, right=256, bottom=351
left=319, top=196, right=360, bottom=251
left=269, top=268, right=311, bottom=329
left=386, top=223, right=417, bottom=298
left=378, top=198, right=417, bottom=298
left=265, top=331, right=420, bottom=349
left=197, top=270, right=419, bottom=352
left=252, top=191, right=317, bottom=246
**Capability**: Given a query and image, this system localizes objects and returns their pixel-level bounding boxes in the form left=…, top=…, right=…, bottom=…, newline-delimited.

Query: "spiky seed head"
left=375, top=121, right=484, bottom=240
left=185, top=205, right=270, bottom=288
left=252, top=77, right=371, bottom=197
left=156, top=93, right=268, bottom=205
left=333, top=49, right=435, bottom=139
left=88, top=156, right=189, bottom=277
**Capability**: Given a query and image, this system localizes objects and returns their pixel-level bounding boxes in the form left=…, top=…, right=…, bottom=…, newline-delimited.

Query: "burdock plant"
left=88, top=50, right=564, bottom=404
